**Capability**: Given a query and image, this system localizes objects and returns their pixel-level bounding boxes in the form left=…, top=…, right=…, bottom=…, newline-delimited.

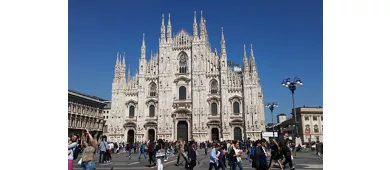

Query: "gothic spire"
left=122, top=52, right=126, bottom=82
left=193, top=11, right=198, bottom=38
left=116, top=52, right=119, bottom=66
left=127, top=64, right=131, bottom=82
left=250, top=44, right=257, bottom=72
left=122, top=52, right=126, bottom=66
left=220, top=27, right=226, bottom=56
left=160, top=14, right=166, bottom=43
left=141, top=33, right=146, bottom=59
left=167, top=13, right=172, bottom=41
left=200, top=11, right=205, bottom=40
left=243, top=44, right=249, bottom=72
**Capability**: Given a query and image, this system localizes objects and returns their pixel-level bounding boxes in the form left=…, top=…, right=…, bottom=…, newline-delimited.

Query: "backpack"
left=156, top=144, right=165, bottom=158
left=250, top=147, right=255, bottom=157
left=73, top=144, right=81, bottom=160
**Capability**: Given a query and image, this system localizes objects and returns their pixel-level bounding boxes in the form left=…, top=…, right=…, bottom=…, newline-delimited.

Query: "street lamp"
left=265, top=102, right=278, bottom=138
left=282, top=77, right=303, bottom=147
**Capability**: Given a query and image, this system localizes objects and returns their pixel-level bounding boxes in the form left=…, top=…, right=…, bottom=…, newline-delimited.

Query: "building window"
left=316, top=136, right=320, bottom=142
left=103, top=125, right=108, bottom=133
left=305, top=116, right=309, bottom=121
left=179, top=52, right=188, bottom=73
left=314, top=125, right=319, bottom=133
left=210, top=79, right=218, bottom=94
left=211, top=103, right=218, bottom=116
left=149, top=105, right=155, bottom=117
left=179, top=86, right=186, bottom=100
left=305, top=124, right=310, bottom=130
left=149, top=82, right=157, bottom=97
left=313, top=116, right=317, bottom=121
left=233, top=102, right=240, bottom=114
left=321, top=116, right=323, bottom=121
left=129, top=106, right=135, bottom=117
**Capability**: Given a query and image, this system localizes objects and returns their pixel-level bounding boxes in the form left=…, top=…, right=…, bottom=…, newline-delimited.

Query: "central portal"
left=177, top=121, right=188, bottom=142
left=148, top=129, right=155, bottom=142
left=211, top=128, right=219, bottom=141
left=127, top=130, right=135, bottom=144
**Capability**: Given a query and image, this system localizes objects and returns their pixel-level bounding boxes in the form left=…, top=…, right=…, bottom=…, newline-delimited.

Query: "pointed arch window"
left=211, top=103, right=218, bottom=116
left=129, top=106, right=135, bottom=117
left=210, top=79, right=218, bottom=94
left=179, top=86, right=186, bottom=100
left=233, top=102, right=240, bottom=114
left=149, top=82, right=157, bottom=97
left=149, top=105, right=155, bottom=117
left=179, top=52, right=188, bottom=73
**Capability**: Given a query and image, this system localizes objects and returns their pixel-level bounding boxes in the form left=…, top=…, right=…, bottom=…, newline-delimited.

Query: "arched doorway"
left=211, top=128, right=219, bottom=141
left=177, top=121, right=188, bottom=142
left=148, top=129, right=155, bottom=142
left=234, top=127, right=242, bottom=141
left=127, top=130, right=135, bottom=144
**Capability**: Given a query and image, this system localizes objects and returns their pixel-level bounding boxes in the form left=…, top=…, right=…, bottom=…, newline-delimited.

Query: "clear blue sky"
left=69, top=0, right=323, bottom=124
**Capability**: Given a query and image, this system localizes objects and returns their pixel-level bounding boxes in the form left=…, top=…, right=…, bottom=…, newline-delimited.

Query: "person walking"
left=252, top=139, right=269, bottom=170
left=208, top=144, right=218, bottom=170
left=186, top=142, right=197, bottom=170
left=175, top=141, right=187, bottom=166
left=268, top=138, right=283, bottom=170
left=229, top=140, right=243, bottom=170
left=155, top=139, right=166, bottom=170
left=217, top=143, right=226, bottom=170
left=281, top=139, right=295, bottom=170
left=98, top=137, right=107, bottom=163
left=147, top=141, right=156, bottom=167
left=138, top=142, right=147, bottom=161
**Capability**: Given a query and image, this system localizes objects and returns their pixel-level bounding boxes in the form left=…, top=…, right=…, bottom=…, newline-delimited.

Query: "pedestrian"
left=268, top=138, right=284, bottom=170
left=68, top=134, right=78, bottom=170
left=281, top=139, right=295, bottom=170
left=175, top=140, right=188, bottom=166
left=217, top=143, right=226, bottom=170
left=98, top=137, right=108, bottom=163
left=138, top=142, right=147, bottom=161
left=80, top=129, right=98, bottom=170
left=155, top=139, right=165, bottom=170
left=148, top=141, right=156, bottom=166
left=208, top=144, right=218, bottom=170
left=186, top=142, right=197, bottom=170
left=252, top=139, right=269, bottom=170
left=229, top=140, right=243, bottom=170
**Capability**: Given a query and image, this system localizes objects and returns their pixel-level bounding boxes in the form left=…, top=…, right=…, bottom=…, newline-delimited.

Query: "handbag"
left=77, top=158, right=82, bottom=165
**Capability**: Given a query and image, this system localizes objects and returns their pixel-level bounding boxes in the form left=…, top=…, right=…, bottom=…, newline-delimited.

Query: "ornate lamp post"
left=265, top=102, right=278, bottom=138
left=282, top=77, right=303, bottom=146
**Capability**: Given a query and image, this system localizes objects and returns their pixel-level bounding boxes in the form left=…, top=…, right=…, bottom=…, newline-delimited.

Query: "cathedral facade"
left=105, top=12, right=266, bottom=143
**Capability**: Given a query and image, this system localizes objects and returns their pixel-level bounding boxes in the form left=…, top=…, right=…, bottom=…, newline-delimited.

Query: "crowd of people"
left=68, top=129, right=322, bottom=170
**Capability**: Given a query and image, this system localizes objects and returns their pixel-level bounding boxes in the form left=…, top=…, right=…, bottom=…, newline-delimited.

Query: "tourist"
left=80, top=129, right=98, bottom=170
left=186, top=142, right=197, bottom=170
left=252, top=139, right=269, bottom=170
left=281, top=139, right=295, bottom=170
left=98, top=137, right=107, bottom=163
left=155, top=139, right=166, bottom=170
left=268, top=138, right=283, bottom=170
left=107, top=141, right=114, bottom=162
left=218, top=143, right=227, bottom=170
left=138, top=142, right=147, bottom=161
left=147, top=141, right=156, bottom=166
left=68, top=135, right=78, bottom=170
left=229, top=140, right=243, bottom=170
left=208, top=144, right=218, bottom=170
left=175, top=140, right=187, bottom=166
